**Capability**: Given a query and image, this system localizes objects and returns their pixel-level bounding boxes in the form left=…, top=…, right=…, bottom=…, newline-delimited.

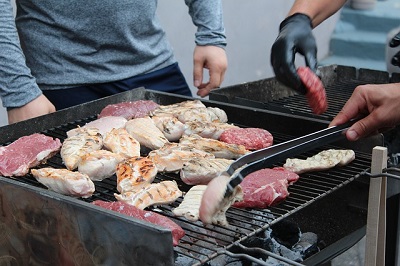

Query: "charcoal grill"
left=0, top=88, right=383, bottom=265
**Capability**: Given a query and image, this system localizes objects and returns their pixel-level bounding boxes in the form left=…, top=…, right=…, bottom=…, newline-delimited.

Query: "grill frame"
left=0, top=88, right=383, bottom=265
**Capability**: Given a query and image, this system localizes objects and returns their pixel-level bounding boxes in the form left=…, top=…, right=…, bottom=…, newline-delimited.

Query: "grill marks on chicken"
left=31, top=168, right=95, bottom=198
left=103, top=128, right=140, bottom=159
left=180, top=158, right=234, bottom=185
left=172, top=185, right=207, bottom=221
left=114, top=180, right=182, bottom=210
left=78, top=150, right=125, bottom=181
left=61, top=128, right=103, bottom=170
left=152, top=115, right=186, bottom=142
left=183, top=121, right=238, bottom=139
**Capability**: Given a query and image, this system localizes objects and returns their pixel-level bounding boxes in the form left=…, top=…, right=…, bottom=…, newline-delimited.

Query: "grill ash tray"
left=0, top=88, right=381, bottom=265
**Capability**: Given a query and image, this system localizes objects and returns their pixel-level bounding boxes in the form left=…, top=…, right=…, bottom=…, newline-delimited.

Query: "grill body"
left=0, top=88, right=383, bottom=265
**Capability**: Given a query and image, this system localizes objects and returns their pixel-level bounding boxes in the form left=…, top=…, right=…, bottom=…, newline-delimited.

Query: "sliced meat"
left=77, top=150, right=125, bottom=181
left=233, top=167, right=300, bottom=209
left=180, top=158, right=234, bottom=185
left=297, top=66, right=328, bottom=115
left=0, top=133, right=62, bottom=177
left=114, top=180, right=182, bottom=210
left=98, top=100, right=159, bottom=119
left=283, top=149, right=355, bottom=174
left=183, top=121, right=239, bottom=139
left=31, top=167, right=95, bottom=198
left=92, top=200, right=185, bottom=246
left=172, top=185, right=207, bottom=222
left=219, top=127, right=273, bottom=150
left=103, top=128, right=140, bottom=159
left=66, top=116, right=127, bottom=138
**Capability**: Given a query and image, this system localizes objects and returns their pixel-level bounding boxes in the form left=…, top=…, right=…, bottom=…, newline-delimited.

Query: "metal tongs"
left=224, top=120, right=356, bottom=197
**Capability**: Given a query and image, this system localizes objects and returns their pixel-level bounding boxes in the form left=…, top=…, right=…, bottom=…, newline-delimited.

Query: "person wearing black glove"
left=390, top=31, right=400, bottom=67
left=270, top=0, right=347, bottom=93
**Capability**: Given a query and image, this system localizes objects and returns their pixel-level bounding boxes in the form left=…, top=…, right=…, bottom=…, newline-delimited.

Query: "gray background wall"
left=0, top=1, right=340, bottom=127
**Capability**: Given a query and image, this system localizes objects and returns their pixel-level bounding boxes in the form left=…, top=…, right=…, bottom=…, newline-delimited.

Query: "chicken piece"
left=31, top=168, right=95, bottom=198
left=103, top=128, right=140, bottom=159
left=177, top=107, right=228, bottom=124
left=179, top=134, right=249, bottom=159
left=60, top=128, right=103, bottom=170
left=172, top=185, right=207, bottom=222
left=152, top=115, right=186, bottom=142
left=114, top=181, right=182, bottom=210
left=180, top=158, right=234, bottom=185
left=77, top=150, right=125, bottom=181
left=283, top=149, right=355, bottom=174
left=66, top=116, right=127, bottom=138
left=199, top=174, right=243, bottom=226
left=116, top=156, right=158, bottom=194
left=151, top=100, right=207, bottom=116
left=125, top=116, right=169, bottom=150
left=183, top=121, right=238, bottom=139
left=148, top=143, right=215, bottom=173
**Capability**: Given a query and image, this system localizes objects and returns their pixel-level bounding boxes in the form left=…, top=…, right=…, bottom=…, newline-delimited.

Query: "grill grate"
left=9, top=118, right=372, bottom=265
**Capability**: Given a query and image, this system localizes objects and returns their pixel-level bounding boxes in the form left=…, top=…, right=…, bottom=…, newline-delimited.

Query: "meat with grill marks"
left=66, top=116, right=127, bottom=138
left=183, top=121, right=238, bottom=139
left=103, top=128, right=140, bottom=159
left=151, top=115, right=186, bottom=142
left=172, top=185, right=207, bottom=222
left=114, top=180, right=182, bottom=210
left=31, top=167, right=95, bottom=198
left=180, top=158, right=234, bottom=185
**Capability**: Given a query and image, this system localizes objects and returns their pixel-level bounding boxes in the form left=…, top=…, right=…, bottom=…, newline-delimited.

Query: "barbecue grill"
left=0, top=88, right=383, bottom=265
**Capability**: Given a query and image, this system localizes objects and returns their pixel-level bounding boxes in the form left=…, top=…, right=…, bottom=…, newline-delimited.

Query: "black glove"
left=271, top=13, right=318, bottom=94
left=389, top=31, right=400, bottom=67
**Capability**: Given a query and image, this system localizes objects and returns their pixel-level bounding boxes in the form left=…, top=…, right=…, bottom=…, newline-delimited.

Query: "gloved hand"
left=389, top=31, right=400, bottom=67
left=271, top=13, right=318, bottom=94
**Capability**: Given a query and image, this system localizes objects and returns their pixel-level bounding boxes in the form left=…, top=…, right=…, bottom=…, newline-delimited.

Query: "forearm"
left=287, top=0, right=347, bottom=27
left=0, top=0, right=42, bottom=108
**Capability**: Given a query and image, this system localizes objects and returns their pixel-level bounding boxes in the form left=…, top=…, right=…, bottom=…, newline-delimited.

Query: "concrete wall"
left=0, top=1, right=340, bottom=127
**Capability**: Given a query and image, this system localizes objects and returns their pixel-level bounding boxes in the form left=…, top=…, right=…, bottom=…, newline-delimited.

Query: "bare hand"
left=7, top=94, right=56, bottom=124
left=193, top=45, right=227, bottom=97
left=329, top=83, right=400, bottom=141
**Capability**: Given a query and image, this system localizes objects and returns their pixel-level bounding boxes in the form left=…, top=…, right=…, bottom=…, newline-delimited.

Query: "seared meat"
left=0, top=133, right=61, bottom=177
left=180, top=158, right=234, bottom=185
left=77, top=150, right=125, bottom=181
left=148, top=143, right=214, bottom=173
left=179, top=134, right=249, bottom=159
left=152, top=115, right=186, bottom=142
left=172, top=185, right=207, bottom=221
left=125, top=116, right=169, bottom=150
left=116, top=156, right=157, bottom=194
left=103, top=128, right=140, bottom=159
left=183, top=121, right=238, bottom=139
left=114, top=180, right=182, bottom=210
left=31, top=168, right=95, bottom=198
left=60, top=128, right=103, bottom=170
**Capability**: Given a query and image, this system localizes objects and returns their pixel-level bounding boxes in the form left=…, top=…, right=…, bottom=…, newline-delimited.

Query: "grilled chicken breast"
left=179, top=134, right=249, bottom=159
left=103, top=128, right=140, bottom=159
left=114, top=180, right=182, bottom=210
left=77, top=150, right=125, bottom=181
left=172, top=185, right=207, bottom=221
left=283, top=149, right=356, bottom=174
left=60, top=128, right=103, bottom=170
left=152, top=115, right=186, bottom=142
left=31, top=168, right=95, bottom=198
left=180, top=158, right=234, bottom=185
left=116, top=156, right=158, bottom=194
left=148, top=143, right=215, bottom=173
left=66, top=116, right=127, bottom=138
left=183, top=121, right=238, bottom=139
left=125, top=116, right=169, bottom=150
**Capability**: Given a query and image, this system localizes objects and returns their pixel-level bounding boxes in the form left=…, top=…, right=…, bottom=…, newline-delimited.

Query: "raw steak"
left=233, top=167, right=299, bottom=209
left=219, top=127, right=273, bottom=150
left=297, top=66, right=328, bottom=115
left=0, top=133, right=62, bottom=177
left=92, top=200, right=185, bottom=246
left=98, top=100, right=159, bottom=119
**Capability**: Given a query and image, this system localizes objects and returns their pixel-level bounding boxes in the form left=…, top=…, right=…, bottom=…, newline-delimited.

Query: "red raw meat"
left=98, top=100, right=159, bottom=119
left=233, top=167, right=299, bottom=209
left=92, top=200, right=185, bottom=246
left=219, top=127, right=273, bottom=150
left=297, top=66, right=328, bottom=115
left=0, top=133, right=62, bottom=177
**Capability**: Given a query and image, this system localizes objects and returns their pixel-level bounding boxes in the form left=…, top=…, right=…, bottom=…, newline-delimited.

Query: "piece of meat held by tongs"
left=199, top=121, right=356, bottom=225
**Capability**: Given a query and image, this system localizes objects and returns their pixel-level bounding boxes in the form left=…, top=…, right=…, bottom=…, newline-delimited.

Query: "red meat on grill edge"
left=98, top=100, right=160, bottom=120
left=92, top=200, right=185, bottom=246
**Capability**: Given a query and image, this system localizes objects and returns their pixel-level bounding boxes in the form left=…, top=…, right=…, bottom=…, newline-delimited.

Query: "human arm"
left=270, top=0, right=347, bottom=93
left=185, top=0, right=228, bottom=97
left=0, top=0, right=54, bottom=124
left=329, top=83, right=400, bottom=141
left=7, top=94, right=55, bottom=124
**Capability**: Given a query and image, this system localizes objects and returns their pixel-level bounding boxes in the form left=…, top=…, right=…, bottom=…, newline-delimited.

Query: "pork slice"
left=0, top=133, right=62, bottom=177
left=98, top=100, right=160, bottom=119
left=219, top=127, right=273, bottom=150
left=92, top=200, right=185, bottom=246
left=233, top=167, right=299, bottom=209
